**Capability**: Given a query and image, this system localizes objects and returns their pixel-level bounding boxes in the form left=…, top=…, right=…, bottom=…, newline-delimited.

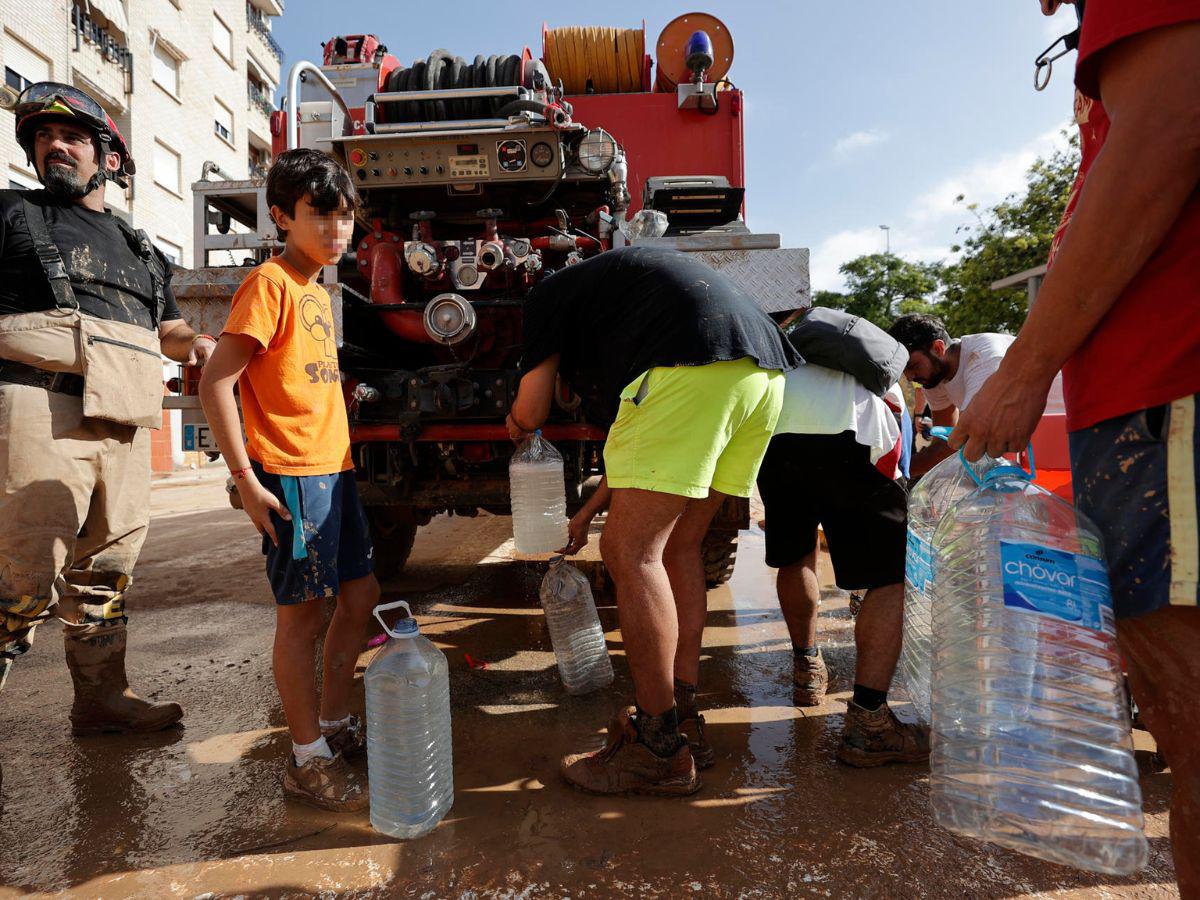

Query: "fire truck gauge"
left=530, top=141, right=555, bottom=168
left=497, top=139, right=527, bottom=172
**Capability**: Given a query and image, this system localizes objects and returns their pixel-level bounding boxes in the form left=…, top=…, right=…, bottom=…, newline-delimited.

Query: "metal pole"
left=285, top=61, right=352, bottom=150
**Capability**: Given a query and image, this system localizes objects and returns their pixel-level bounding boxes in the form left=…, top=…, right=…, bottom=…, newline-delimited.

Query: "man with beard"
left=0, top=83, right=215, bottom=790
left=887, top=314, right=1063, bottom=477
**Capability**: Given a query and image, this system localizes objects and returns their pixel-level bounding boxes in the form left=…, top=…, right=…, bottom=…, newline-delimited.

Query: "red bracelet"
left=230, top=466, right=252, bottom=480
left=192, top=333, right=217, bottom=345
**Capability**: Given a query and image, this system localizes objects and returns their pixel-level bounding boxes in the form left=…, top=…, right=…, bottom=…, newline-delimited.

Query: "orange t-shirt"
left=222, top=257, right=352, bottom=475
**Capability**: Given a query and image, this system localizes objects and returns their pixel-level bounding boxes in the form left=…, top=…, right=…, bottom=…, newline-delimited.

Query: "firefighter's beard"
left=41, top=154, right=93, bottom=200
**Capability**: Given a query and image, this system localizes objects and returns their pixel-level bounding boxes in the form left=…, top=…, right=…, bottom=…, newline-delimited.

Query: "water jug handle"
left=960, top=442, right=1038, bottom=487
left=373, top=600, right=414, bottom=638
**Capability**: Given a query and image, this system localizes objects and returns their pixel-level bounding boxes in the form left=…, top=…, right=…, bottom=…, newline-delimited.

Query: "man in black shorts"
left=757, top=362, right=928, bottom=767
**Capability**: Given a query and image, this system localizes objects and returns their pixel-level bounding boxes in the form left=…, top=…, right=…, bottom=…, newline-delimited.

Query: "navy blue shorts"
left=252, top=463, right=374, bottom=605
left=1069, top=394, right=1200, bottom=620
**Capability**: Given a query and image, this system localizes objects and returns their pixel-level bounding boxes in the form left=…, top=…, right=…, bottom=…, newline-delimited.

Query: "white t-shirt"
left=774, top=363, right=900, bottom=462
left=924, top=333, right=1065, bottom=415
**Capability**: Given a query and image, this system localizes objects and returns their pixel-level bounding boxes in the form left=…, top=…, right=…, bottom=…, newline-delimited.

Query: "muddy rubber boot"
left=64, top=623, right=183, bottom=736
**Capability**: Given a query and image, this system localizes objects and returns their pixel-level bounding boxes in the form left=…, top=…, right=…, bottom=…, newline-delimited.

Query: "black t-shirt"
left=520, top=246, right=802, bottom=424
left=0, top=189, right=181, bottom=330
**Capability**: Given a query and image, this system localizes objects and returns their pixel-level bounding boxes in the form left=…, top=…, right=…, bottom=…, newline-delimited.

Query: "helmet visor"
left=15, top=83, right=107, bottom=127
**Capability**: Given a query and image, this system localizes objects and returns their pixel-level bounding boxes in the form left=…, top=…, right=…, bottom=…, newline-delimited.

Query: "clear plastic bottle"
left=902, top=434, right=1002, bottom=722
left=365, top=600, right=453, bottom=839
left=540, top=555, right=614, bottom=695
left=928, top=463, right=1147, bottom=874
left=509, top=431, right=568, bottom=554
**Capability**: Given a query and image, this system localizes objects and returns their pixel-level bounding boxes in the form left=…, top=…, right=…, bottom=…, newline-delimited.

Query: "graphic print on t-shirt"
left=299, top=292, right=339, bottom=384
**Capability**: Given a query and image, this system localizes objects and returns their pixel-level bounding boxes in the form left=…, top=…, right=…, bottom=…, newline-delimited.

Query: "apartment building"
left=1, top=0, right=285, bottom=469
left=1, top=0, right=284, bottom=268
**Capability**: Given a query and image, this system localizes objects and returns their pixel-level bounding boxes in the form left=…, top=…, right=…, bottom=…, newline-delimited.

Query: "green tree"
left=814, top=254, right=942, bottom=328
left=938, top=133, right=1080, bottom=334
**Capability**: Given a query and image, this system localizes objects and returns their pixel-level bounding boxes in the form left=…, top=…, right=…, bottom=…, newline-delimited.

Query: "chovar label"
left=999, top=541, right=1113, bottom=631
left=906, top=530, right=933, bottom=593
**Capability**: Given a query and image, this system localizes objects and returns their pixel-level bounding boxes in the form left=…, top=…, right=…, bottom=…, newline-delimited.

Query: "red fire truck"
left=172, top=13, right=810, bottom=583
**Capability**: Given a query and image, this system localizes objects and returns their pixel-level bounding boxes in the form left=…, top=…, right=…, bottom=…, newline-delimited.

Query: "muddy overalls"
left=0, top=196, right=181, bottom=736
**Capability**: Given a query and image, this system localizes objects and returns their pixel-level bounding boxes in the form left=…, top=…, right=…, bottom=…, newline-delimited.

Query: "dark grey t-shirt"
left=0, top=189, right=181, bottom=330
left=520, top=246, right=802, bottom=424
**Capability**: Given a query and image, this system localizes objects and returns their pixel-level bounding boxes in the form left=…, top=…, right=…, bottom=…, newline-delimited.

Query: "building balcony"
left=248, top=83, right=274, bottom=118
left=247, top=0, right=284, bottom=17
left=246, top=4, right=284, bottom=65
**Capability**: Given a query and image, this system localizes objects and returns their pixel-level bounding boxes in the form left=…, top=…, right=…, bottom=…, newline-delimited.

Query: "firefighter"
left=0, top=83, right=216, bottom=786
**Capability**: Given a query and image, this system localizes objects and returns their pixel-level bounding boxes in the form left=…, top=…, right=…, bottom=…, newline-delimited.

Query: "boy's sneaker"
left=323, top=715, right=367, bottom=760
left=561, top=708, right=701, bottom=797
left=836, top=701, right=930, bottom=768
left=793, top=650, right=828, bottom=707
left=282, top=752, right=369, bottom=811
left=678, top=711, right=715, bottom=770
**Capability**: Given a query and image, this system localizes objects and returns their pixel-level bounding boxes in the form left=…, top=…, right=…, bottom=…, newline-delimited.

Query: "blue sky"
left=273, top=2, right=1080, bottom=291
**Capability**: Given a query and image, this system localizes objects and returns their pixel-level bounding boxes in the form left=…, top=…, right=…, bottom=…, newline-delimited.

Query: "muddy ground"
left=0, top=469, right=1179, bottom=898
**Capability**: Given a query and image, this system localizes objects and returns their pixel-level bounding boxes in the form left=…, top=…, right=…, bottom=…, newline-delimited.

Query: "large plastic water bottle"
left=928, top=458, right=1147, bottom=874
left=365, top=600, right=453, bottom=838
left=902, top=429, right=1001, bottom=721
left=540, top=555, right=614, bottom=695
left=509, top=431, right=568, bottom=554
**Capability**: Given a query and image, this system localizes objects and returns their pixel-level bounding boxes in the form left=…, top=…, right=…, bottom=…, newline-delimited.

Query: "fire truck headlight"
left=423, top=293, right=477, bottom=344
left=577, top=129, right=617, bottom=175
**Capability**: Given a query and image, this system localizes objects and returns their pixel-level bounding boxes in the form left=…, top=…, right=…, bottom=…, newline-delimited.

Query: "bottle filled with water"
left=540, top=555, right=614, bottom=695
left=902, top=428, right=1001, bottom=721
left=928, top=456, right=1147, bottom=874
left=365, top=600, right=453, bottom=839
left=510, top=431, right=568, bottom=554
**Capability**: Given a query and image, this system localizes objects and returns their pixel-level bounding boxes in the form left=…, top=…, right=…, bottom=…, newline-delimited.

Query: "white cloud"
left=812, top=124, right=1072, bottom=294
left=832, top=129, right=889, bottom=156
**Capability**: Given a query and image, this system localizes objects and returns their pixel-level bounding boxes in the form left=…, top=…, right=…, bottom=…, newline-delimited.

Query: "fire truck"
left=171, top=13, right=810, bottom=583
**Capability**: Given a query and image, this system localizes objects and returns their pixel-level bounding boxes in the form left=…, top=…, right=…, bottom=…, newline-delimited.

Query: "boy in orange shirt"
left=199, top=149, right=379, bottom=811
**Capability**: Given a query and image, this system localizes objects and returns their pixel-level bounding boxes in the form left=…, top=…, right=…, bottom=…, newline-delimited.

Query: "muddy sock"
left=634, top=705, right=684, bottom=758
left=319, top=715, right=352, bottom=732
left=852, top=684, right=888, bottom=711
left=673, top=678, right=699, bottom=720
left=293, top=735, right=333, bottom=766
left=793, top=644, right=820, bottom=658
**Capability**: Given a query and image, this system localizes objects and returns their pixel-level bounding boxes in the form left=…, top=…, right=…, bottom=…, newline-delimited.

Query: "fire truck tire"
left=367, top=507, right=418, bottom=581
left=702, top=529, right=739, bottom=588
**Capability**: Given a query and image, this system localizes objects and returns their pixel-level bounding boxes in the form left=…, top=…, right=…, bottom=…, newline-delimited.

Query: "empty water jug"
left=928, top=455, right=1147, bottom=874
left=365, top=600, right=453, bottom=839
left=902, top=428, right=1001, bottom=721
left=540, top=555, right=614, bottom=694
left=510, top=431, right=568, bottom=553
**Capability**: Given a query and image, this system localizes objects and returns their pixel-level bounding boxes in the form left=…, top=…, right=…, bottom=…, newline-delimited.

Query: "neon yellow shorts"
left=603, top=357, right=785, bottom=499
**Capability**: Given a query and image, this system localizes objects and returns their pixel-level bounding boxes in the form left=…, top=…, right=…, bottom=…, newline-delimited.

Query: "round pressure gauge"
left=497, top=139, right=527, bottom=172
left=530, top=141, right=555, bottom=168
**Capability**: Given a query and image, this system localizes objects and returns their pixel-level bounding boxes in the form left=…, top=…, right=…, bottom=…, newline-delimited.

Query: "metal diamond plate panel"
left=689, top=248, right=811, bottom=314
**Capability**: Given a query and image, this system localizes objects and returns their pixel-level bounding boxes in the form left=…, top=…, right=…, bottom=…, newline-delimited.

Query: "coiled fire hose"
left=543, top=26, right=644, bottom=95
left=383, top=50, right=542, bottom=122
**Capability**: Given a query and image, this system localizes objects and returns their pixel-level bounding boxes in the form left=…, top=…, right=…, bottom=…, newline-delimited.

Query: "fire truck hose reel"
left=382, top=51, right=548, bottom=122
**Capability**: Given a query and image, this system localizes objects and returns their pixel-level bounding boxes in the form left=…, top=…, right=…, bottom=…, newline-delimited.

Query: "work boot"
left=674, top=681, right=715, bottom=770
left=793, top=650, right=828, bottom=707
left=323, top=714, right=367, bottom=761
left=64, top=623, right=183, bottom=736
left=282, top=752, right=369, bottom=812
left=836, top=701, right=930, bottom=768
left=561, top=707, right=700, bottom=797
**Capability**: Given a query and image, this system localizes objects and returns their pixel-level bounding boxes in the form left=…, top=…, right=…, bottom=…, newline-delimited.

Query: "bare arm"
left=198, top=333, right=289, bottom=544
left=562, top=476, right=611, bottom=555
left=159, top=319, right=217, bottom=365
left=506, top=354, right=561, bottom=441
left=909, top=407, right=957, bottom=477
left=952, top=21, right=1200, bottom=459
